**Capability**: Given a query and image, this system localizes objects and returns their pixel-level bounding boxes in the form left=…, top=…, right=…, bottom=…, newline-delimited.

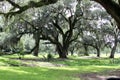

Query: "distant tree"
left=103, top=20, right=120, bottom=58
left=79, top=1, right=111, bottom=57
left=83, top=0, right=120, bottom=29
left=40, top=4, right=82, bottom=58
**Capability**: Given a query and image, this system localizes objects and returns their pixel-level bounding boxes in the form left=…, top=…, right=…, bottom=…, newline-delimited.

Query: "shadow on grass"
left=0, top=67, right=81, bottom=80
left=51, top=58, right=120, bottom=66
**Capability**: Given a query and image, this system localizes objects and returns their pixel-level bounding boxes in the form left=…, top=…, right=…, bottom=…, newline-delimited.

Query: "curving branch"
left=93, top=0, right=120, bottom=29
left=0, top=0, right=58, bottom=17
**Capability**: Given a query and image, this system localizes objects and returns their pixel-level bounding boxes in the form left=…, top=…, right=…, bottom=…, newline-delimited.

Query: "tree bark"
left=70, top=48, right=74, bottom=56
left=109, top=39, right=118, bottom=58
left=33, top=39, right=40, bottom=56
left=56, top=45, right=68, bottom=58
left=84, top=45, right=89, bottom=56
left=33, top=31, right=40, bottom=57
left=96, top=47, right=100, bottom=57
left=33, top=44, right=39, bottom=56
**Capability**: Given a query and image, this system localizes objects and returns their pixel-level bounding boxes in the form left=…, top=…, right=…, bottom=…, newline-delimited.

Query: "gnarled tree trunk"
left=56, top=44, right=68, bottom=58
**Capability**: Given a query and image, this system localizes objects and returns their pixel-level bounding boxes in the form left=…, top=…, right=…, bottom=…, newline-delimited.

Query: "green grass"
left=0, top=66, right=119, bottom=80
left=51, top=57, right=120, bottom=66
left=0, top=54, right=120, bottom=80
left=0, top=67, right=80, bottom=80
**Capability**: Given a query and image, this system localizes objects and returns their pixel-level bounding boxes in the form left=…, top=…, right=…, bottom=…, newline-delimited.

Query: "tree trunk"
left=70, top=47, right=74, bottom=56
left=33, top=37, right=40, bottom=57
left=84, top=45, right=89, bottom=56
left=56, top=45, right=68, bottom=58
left=70, top=50, right=74, bottom=56
left=109, top=46, right=116, bottom=58
left=32, top=30, right=41, bottom=57
left=59, top=51, right=67, bottom=58
left=109, top=40, right=118, bottom=58
left=96, top=48, right=100, bottom=57
left=33, top=43, right=39, bottom=56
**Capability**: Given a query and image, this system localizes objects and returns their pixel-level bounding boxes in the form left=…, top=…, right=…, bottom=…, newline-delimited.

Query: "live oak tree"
left=109, top=25, right=120, bottom=58
left=81, top=0, right=120, bottom=58
left=16, top=0, right=81, bottom=58
left=78, top=1, right=112, bottom=57
left=30, top=2, right=82, bottom=58
left=81, top=28, right=105, bottom=57
left=103, top=20, right=120, bottom=58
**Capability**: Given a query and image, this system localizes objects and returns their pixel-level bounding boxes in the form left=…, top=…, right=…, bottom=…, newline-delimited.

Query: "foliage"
left=47, top=53, right=53, bottom=61
left=0, top=0, right=120, bottom=59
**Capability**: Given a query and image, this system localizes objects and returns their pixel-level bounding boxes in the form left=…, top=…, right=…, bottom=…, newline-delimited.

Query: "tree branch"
left=0, top=0, right=58, bottom=17
left=93, top=0, right=120, bottom=29
left=52, top=20, right=64, bottom=36
left=6, top=0, right=21, bottom=8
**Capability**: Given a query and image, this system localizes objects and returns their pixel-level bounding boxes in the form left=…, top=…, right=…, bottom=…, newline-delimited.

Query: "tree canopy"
left=0, top=0, right=120, bottom=58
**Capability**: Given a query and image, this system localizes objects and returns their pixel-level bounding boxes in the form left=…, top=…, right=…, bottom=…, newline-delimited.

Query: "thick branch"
left=0, top=0, right=58, bottom=17
left=6, top=0, right=21, bottom=9
left=52, top=20, right=64, bottom=35
left=93, top=0, right=120, bottom=29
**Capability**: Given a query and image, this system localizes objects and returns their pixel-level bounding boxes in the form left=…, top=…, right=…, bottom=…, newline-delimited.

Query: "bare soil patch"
left=10, top=58, right=67, bottom=67
left=79, top=69, right=120, bottom=80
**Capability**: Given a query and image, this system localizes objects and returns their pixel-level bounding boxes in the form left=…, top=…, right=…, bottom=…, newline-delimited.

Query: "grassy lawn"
left=0, top=54, right=120, bottom=80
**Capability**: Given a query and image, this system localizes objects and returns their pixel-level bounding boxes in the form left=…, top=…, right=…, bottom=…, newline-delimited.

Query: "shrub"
left=47, top=53, right=53, bottom=61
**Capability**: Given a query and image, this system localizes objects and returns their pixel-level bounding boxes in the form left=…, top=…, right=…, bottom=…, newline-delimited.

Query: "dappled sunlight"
left=71, top=65, right=120, bottom=73
left=95, top=65, right=120, bottom=69
left=0, top=67, right=31, bottom=74
left=0, top=62, right=6, bottom=66
left=20, top=67, right=50, bottom=73
left=49, top=67, right=79, bottom=71
left=0, top=0, right=120, bottom=79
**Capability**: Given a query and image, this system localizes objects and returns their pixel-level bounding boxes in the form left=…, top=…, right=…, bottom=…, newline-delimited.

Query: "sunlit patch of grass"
left=50, top=67, right=79, bottom=71
left=0, top=56, right=22, bottom=66
left=0, top=67, right=30, bottom=74
left=89, top=53, right=120, bottom=58
left=0, top=67, right=80, bottom=80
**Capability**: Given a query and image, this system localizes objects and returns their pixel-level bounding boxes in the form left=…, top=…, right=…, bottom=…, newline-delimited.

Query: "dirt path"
left=20, top=60, right=66, bottom=67
left=10, top=58, right=66, bottom=67
left=79, top=70, right=120, bottom=80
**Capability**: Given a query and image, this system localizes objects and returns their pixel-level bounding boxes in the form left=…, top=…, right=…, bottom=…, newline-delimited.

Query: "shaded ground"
left=10, top=58, right=67, bottom=67
left=79, top=69, right=120, bottom=80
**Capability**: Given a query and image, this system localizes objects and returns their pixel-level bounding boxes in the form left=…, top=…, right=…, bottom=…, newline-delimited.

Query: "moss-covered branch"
left=0, top=0, right=58, bottom=17
left=93, top=0, right=120, bottom=29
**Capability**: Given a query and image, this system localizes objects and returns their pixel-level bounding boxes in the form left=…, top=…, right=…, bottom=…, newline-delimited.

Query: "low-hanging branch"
left=0, top=0, right=58, bottom=18
left=92, top=0, right=120, bottom=29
